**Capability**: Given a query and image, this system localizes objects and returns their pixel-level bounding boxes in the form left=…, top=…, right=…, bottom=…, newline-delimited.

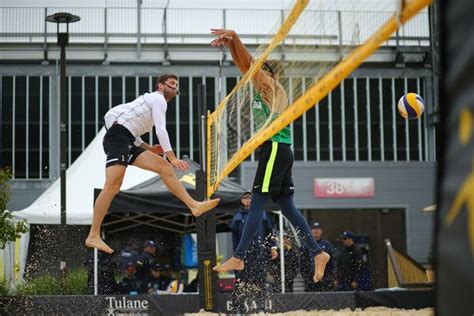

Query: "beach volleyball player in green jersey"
left=210, top=29, right=330, bottom=283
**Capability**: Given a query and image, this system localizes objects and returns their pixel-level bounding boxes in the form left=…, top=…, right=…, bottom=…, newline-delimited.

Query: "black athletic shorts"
left=103, top=124, right=146, bottom=168
left=252, top=141, right=295, bottom=200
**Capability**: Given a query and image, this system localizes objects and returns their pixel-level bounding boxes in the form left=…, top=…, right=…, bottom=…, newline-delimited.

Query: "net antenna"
left=218, top=45, right=224, bottom=103
left=217, top=35, right=232, bottom=103
left=207, top=0, right=432, bottom=197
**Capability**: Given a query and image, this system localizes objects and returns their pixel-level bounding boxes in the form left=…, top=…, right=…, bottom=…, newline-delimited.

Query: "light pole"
left=45, top=12, right=80, bottom=227
left=46, top=12, right=80, bottom=291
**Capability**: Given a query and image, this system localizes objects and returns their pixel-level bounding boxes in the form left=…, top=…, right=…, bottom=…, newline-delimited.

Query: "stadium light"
left=46, top=12, right=80, bottom=227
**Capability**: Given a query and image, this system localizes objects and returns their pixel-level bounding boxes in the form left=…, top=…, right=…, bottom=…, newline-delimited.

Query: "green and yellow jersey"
left=252, top=93, right=292, bottom=144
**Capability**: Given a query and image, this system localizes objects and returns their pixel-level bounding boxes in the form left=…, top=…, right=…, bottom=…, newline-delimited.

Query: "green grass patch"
left=65, top=268, right=88, bottom=295
left=0, top=279, right=10, bottom=295
left=14, top=268, right=88, bottom=295
left=15, top=275, right=61, bottom=295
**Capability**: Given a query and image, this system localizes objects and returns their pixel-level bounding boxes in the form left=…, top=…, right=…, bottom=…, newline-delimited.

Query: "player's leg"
left=213, top=192, right=270, bottom=272
left=276, top=195, right=329, bottom=282
left=86, top=164, right=126, bottom=253
left=272, top=143, right=330, bottom=283
left=86, top=124, right=133, bottom=253
left=233, top=193, right=269, bottom=259
left=131, top=150, right=219, bottom=216
left=213, top=143, right=273, bottom=272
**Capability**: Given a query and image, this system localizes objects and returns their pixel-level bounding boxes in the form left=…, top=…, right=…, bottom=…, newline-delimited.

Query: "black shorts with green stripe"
left=252, top=141, right=295, bottom=200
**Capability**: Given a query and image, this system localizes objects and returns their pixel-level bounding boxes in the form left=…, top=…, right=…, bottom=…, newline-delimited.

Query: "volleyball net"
left=207, top=0, right=432, bottom=197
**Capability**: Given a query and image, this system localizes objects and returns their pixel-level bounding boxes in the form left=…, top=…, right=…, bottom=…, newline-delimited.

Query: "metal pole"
left=93, top=248, right=98, bottom=295
left=59, top=37, right=67, bottom=226
left=162, top=1, right=170, bottom=64
left=103, top=8, right=109, bottom=63
left=337, top=11, right=343, bottom=59
left=198, top=84, right=206, bottom=169
left=46, top=12, right=80, bottom=295
left=43, top=8, right=48, bottom=64
left=218, top=47, right=223, bottom=104
left=137, top=0, right=142, bottom=59
left=58, top=37, right=68, bottom=293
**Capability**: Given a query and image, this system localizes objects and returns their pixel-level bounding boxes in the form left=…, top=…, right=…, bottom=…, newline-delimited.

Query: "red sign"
left=314, top=178, right=375, bottom=199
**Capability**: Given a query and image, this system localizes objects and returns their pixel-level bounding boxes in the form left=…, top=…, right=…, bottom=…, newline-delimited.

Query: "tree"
left=0, top=167, right=28, bottom=249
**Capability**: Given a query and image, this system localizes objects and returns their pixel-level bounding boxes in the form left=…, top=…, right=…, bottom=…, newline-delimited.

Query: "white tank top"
left=104, top=91, right=172, bottom=151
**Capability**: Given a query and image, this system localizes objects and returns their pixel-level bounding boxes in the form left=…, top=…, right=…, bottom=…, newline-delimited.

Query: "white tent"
left=12, top=127, right=156, bottom=224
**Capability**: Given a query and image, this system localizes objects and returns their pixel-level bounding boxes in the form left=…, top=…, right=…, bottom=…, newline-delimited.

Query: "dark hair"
left=261, top=62, right=275, bottom=77
left=155, top=73, right=179, bottom=89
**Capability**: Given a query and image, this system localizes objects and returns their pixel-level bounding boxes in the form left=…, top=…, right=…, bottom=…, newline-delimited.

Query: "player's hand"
left=149, top=145, right=164, bottom=156
left=271, top=248, right=278, bottom=260
left=170, top=159, right=189, bottom=171
left=210, top=28, right=235, bottom=47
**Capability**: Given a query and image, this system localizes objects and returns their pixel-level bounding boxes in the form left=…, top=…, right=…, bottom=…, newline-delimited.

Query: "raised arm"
left=211, top=29, right=252, bottom=74
left=210, top=29, right=287, bottom=111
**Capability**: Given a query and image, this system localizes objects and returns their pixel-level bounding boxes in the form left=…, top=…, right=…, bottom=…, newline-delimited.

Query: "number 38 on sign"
left=313, top=178, right=375, bottom=199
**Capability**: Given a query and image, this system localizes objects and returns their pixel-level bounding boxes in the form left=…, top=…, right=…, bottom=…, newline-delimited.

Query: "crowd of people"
left=84, top=239, right=198, bottom=295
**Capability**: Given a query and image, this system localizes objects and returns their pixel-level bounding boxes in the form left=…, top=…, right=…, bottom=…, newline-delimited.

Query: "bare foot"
left=313, top=251, right=330, bottom=283
left=85, top=236, right=114, bottom=254
left=191, top=198, right=220, bottom=217
left=212, top=257, right=244, bottom=272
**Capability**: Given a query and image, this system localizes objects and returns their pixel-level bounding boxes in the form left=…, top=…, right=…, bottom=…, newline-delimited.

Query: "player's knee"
left=103, top=180, right=123, bottom=194
left=159, top=162, right=174, bottom=177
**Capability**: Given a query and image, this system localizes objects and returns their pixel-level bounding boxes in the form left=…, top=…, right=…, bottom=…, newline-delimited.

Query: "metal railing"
left=0, top=7, right=430, bottom=47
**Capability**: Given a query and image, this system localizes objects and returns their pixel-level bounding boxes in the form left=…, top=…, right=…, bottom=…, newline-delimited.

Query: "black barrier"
left=0, top=291, right=433, bottom=315
left=438, top=0, right=474, bottom=315
left=0, top=294, right=199, bottom=316
left=356, top=290, right=433, bottom=310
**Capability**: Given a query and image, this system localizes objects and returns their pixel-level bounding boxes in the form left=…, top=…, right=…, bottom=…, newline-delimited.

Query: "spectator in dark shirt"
left=136, top=240, right=156, bottom=280
left=161, top=263, right=173, bottom=286
left=119, top=241, right=139, bottom=271
left=119, top=262, right=142, bottom=294
left=334, top=231, right=363, bottom=291
left=145, top=263, right=170, bottom=294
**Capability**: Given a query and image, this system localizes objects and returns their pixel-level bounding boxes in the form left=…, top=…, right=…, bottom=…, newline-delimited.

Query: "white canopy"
left=12, top=128, right=156, bottom=225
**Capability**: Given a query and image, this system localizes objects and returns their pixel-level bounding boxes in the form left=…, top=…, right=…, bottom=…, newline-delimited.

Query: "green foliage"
left=0, top=167, right=12, bottom=211
left=15, top=275, right=62, bottom=295
left=0, top=279, right=10, bottom=295
left=0, top=167, right=28, bottom=249
left=65, top=268, right=88, bottom=295
left=13, top=268, right=88, bottom=295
